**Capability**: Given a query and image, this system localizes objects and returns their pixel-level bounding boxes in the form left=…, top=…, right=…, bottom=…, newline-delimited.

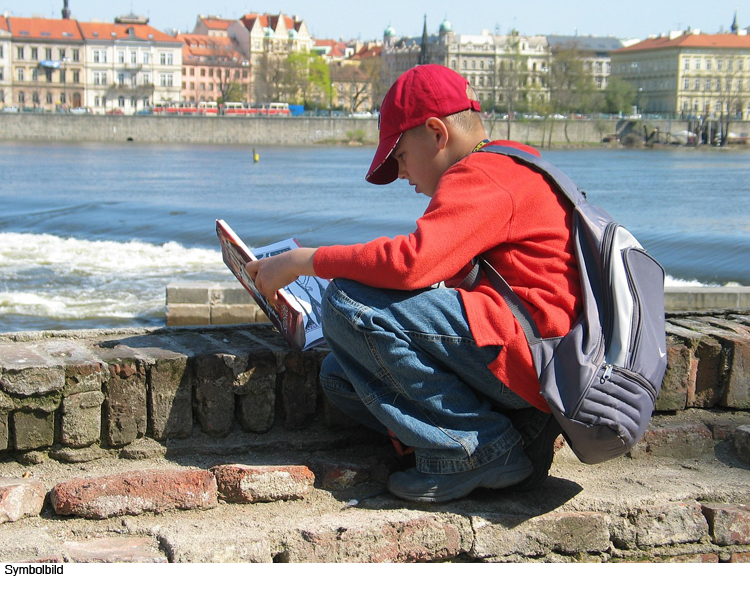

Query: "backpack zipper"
left=600, top=222, right=618, bottom=354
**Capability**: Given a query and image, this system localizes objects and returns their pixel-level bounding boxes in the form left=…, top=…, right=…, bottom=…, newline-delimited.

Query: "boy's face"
left=392, top=122, right=450, bottom=197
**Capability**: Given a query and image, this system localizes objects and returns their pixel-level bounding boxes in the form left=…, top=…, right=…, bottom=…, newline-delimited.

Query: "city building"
left=547, top=35, right=623, bottom=90
left=5, top=16, right=85, bottom=111
left=0, top=16, right=11, bottom=107
left=177, top=33, right=250, bottom=104
left=192, top=15, right=236, bottom=38
left=79, top=14, right=182, bottom=115
left=228, top=12, right=313, bottom=103
left=314, top=39, right=383, bottom=112
left=382, top=19, right=550, bottom=111
left=611, top=29, right=750, bottom=119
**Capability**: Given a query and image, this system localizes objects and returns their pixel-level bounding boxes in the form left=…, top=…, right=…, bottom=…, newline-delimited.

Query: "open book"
left=216, top=219, right=328, bottom=351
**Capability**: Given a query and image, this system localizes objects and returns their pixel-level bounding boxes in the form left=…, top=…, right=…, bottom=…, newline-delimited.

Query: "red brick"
left=658, top=553, right=719, bottom=563
left=211, top=464, right=314, bottom=503
left=312, top=460, right=371, bottom=491
left=730, top=552, right=750, bottom=563
left=0, top=478, right=46, bottom=524
left=50, top=469, right=217, bottom=519
left=702, top=503, right=750, bottom=545
left=637, top=421, right=714, bottom=459
left=62, top=537, right=167, bottom=563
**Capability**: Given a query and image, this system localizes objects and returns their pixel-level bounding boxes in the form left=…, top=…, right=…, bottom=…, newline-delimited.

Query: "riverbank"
left=2, top=112, right=748, bottom=147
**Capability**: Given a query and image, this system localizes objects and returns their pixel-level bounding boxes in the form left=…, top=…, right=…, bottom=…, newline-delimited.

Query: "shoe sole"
left=387, top=462, right=533, bottom=503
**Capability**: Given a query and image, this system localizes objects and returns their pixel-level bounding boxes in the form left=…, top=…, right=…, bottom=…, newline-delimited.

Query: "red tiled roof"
left=353, top=45, right=382, bottom=59
left=615, top=33, right=750, bottom=52
left=199, top=17, right=235, bottom=31
left=7, top=17, right=82, bottom=40
left=78, top=21, right=176, bottom=43
left=176, top=33, right=243, bottom=61
left=0, top=16, right=9, bottom=32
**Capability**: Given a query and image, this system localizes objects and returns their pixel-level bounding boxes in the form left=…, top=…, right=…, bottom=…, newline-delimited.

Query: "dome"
left=439, top=19, right=453, bottom=33
left=384, top=25, right=396, bottom=37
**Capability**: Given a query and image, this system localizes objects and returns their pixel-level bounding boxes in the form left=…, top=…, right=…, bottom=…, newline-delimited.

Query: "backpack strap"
left=469, top=144, right=586, bottom=347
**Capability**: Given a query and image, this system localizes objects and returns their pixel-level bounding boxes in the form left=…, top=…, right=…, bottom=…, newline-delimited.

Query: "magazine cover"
left=216, top=219, right=327, bottom=351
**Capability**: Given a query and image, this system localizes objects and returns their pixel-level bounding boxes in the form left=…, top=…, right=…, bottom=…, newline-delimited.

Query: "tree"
left=494, top=31, right=529, bottom=139
left=284, top=50, right=330, bottom=107
left=548, top=45, right=601, bottom=141
left=604, top=76, right=636, bottom=115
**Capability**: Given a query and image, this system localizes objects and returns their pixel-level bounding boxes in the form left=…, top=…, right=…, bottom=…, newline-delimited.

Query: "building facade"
left=381, top=20, right=550, bottom=111
left=5, top=16, right=85, bottom=111
left=547, top=35, right=623, bottom=90
left=0, top=17, right=11, bottom=107
left=177, top=33, right=251, bottom=104
left=79, top=14, right=182, bottom=115
left=611, top=30, right=750, bottom=120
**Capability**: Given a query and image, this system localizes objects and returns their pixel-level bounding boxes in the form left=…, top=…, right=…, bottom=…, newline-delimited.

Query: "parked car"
left=70, top=107, right=92, bottom=115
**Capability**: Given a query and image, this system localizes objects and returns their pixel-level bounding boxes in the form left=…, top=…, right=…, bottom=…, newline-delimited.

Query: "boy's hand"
left=245, top=247, right=317, bottom=307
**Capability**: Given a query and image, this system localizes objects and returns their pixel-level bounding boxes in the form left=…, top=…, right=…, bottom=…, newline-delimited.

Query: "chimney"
left=62, top=0, right=71, bottom=19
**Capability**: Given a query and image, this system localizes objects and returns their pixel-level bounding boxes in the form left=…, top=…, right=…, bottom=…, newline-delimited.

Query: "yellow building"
left=611, top=30, right=750, bottom=120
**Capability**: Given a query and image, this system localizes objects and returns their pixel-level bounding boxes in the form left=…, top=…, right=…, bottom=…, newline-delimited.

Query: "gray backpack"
left=476, top=144, right=668, bottom=464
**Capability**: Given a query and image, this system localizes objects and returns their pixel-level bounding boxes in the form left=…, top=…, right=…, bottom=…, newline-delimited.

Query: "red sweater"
left=313, top=140, right=582, bottom=411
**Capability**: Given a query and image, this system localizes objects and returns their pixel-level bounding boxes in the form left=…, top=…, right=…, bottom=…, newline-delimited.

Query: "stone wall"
left=3, top=112, right=747, bottom=146
left=1, top=312, right=749, bottom=459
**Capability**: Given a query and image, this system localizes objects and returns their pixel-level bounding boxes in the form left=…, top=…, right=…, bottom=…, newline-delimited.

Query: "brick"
left=690, top=337, right=725, bottom=408
left=735, top=425, right=750, bottom=463
left=211, top=464, right=314, bottom=503
left=722, top=337, right=750, bottom=409
left=0, top=412, right=7, bottom=451
left=702, top=504, right=750, bottom=545
left=312, top=460, right=371, bottom=491
left=656, top=341, right=690, bottom=411
left=61, top=537, right=167, bottom=563
left=0, top=478, right=47, bottom=523
left=50, top=468, right=218, bottom=519
left=281, top=351, right=318, bottom=429
left=98, top=350, right=147, bottom=447
left=235, top=353, right=277, bottom=433
left=730, top=552, right=750, bottom=563
left=36, top=340, right=106, bottom=396
left=12, top=410, right=55, bottom=450
left=282, top=510, right=473, bottom=563
left=0, top=342, right=65, bottom=396
left=656, top=553, right=719, bottom=563
left=633, top=502, right=709, bottom=547
left=631, top=420, right=714, bottom=459
left=472, top=511, right=611, bottom=559
left=193, top=353, right=235, bottom=437
left=60, top=390, right=105, bottom=448
left=148, top=352, right=193, bottom=440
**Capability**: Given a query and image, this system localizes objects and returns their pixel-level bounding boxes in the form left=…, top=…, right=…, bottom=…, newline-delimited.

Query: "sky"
left=2, top=0, right=748, bottom=41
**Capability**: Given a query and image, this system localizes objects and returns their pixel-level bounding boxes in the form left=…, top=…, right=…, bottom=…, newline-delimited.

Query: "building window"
left=46, top=48, right=52, bottom=60
left=73, top=49, right=80, bottom=62
left=18, top=91, right=25, bottom=104
left=118, top=51, right=125, bottom=63
left=118, top=73, right=125, bottom=85
left=131, top=51, right=137, bottom=64
left=683, top=77, right=690, bottom=90
left=119, top=96, right=125, bottom=107
left=32, top=92, right=39, bottom=104
left=17, top=47, right=24, bottom=59
left=694, top=78, right=700, bottom=90
left=705, top=59, right=711, bottom=70
left=705, top=79, right=711, bottom=90
left=95, top=96, right=100, bottom=107
left=59, top=49, right=66, bottom=60
left=160, top=73, right=173, bottom=86
left=16, top=68, right=24, bottom=81
left=60, top=92, right=66, bottom=104
left=73, top=70, right=80, bottom=83
left=31, top=47, right=38, bottom=60
left=142, top=73, right=150, bottom=85
left=59, top=70, right=66, bottom=83
left=694, top=59, right=700, bottom=70
left=683, top=58, right=689, bottom=71
left=32, top=69, right=38, bottom=81
left=46, top=92, right=52, bottom=104
left=143, top=53, right=150, bottom=64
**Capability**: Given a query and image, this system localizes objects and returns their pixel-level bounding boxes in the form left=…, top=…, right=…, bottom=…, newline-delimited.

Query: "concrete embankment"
left=4, top=112, right=748, bottom=146
left=0, top=310, right=749, bottom=563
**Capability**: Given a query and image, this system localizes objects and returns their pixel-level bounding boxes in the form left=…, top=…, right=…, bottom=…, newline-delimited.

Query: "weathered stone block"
left=630, top=420, right=714, bottom=459
left=0, top=412, right=8, bottom=451
left=281, top=351, right=318, bottom=429
left=98, top=350, right=147, bottom=447
left=61, top=537, right=167, bottom=563
left=210, top=304, right=256, bottom=325
left=0, top=478, right=47, bottom=523
left=312, top=460, right=371, bottom=491
left=37, top=340, right=106, bottom=396
left=702, top=503, right=750, bottom=545
left=656, top=341, right=690, bottom=411
left=148, top=353, right=193, bottom=440
left=722, top=337, right=750, bottom=409
left=12, top=410, right=55, bottom=450
left=50, top=469, right=218, bottom=519
left=193, top=353, right=235, bottom=437
left=165, top=303, right=211, bottom=327
left=690, top=337, right=725, bottom=408
left=472, top=511, right=611, bottom=559
left=0, top=342, right=64, bottom=396
left=633, top=502, right=709, bottom=547
left=60, top=390, right=105, bottom=448
left=282, top=510, right=473, bottom=563
left=211, top=464, right=315, bottom=503
left=734, top=425, right=750, bottom=463
left=235, top=354, right=276, bottom=433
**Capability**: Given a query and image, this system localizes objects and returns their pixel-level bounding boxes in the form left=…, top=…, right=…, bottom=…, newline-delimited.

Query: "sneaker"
left=505, top=414, right=562, bottom=492
left=387, top=444, right=533, bottom=503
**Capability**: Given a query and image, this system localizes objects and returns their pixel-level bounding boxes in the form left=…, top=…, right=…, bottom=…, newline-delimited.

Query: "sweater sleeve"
left=313, top=158, right=517, bottom=289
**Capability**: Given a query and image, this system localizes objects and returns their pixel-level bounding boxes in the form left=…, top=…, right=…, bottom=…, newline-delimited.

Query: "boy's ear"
left=424, top=117, right=449, bottom=150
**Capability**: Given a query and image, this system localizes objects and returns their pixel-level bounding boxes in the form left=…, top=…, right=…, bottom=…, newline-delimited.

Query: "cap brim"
left=365, top=132, right=401, bottom=185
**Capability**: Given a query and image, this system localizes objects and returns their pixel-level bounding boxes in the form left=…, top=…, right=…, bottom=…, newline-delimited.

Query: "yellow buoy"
left=253, top=148, right=259, bottom=163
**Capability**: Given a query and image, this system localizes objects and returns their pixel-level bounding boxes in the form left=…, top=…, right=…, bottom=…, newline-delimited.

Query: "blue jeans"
left=320, top=278, right=541, bottom=475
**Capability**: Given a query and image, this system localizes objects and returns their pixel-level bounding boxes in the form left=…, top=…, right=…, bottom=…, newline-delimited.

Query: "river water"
left=1, top=141, right=748, bottom=333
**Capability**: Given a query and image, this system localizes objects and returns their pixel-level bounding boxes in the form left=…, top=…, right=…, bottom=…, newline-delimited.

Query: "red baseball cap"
left=366, top=64, right=481, bottom=185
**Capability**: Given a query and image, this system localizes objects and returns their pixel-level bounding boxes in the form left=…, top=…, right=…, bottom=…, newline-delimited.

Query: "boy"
left=245, top=64, right=581, bottom=502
